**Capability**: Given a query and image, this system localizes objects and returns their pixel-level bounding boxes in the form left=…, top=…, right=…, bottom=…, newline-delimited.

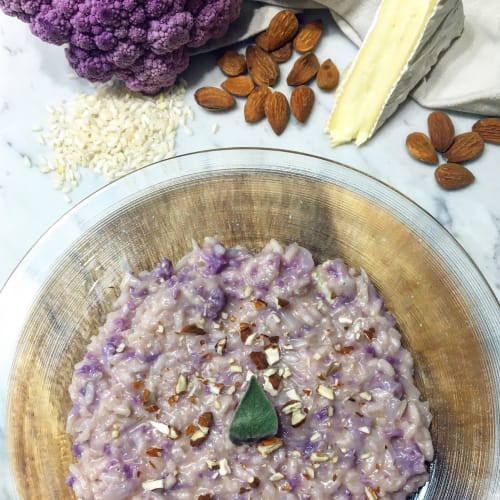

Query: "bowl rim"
left=1, top=147, right=499, bottom=498
left=1, top=147, right=498, bottom=304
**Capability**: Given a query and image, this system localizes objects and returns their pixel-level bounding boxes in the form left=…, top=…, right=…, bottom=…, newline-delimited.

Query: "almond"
left=427, top=111, right=454, bottom=152
left=255, top=31, right=270, bottom=52
left=217, top=50, right=246, bottom=77
left=290, top=85, right=314, bottom=123
left=435, top=163, right=475, bottom=190
left=194, top=87, right=235, bottom=111
left=293, top=20, right=323, bottom=53
left=265, top=91, right=290, bottom=135
left=221, top=75, right=255, bottom=97
left=316, top=58, right=339, bottom=91
left=287, top=52, right=320, bottom=86
left=267, top=10, right=299, bottom=51
left=472, top=117, right=500, bottom=144
left=443, top=132, right=484, bottom=162
left=405, top=132, right=438, bottom=164
left=246, top=45, right=279, bottom=87
left=244, top=86, right=271, bottom=123
left=270, top=42, right=292, bottom=64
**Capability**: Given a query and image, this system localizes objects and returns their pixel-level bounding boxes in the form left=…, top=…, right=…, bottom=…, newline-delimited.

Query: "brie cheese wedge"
left=327, top=0, right=464, bottom=146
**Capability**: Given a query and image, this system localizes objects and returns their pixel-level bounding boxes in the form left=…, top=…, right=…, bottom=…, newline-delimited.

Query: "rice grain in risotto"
left=67, top=238, right=434, bottom=499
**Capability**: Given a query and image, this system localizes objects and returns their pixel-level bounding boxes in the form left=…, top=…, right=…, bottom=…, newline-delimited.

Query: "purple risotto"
left=67, top=238, right=433, bottom=499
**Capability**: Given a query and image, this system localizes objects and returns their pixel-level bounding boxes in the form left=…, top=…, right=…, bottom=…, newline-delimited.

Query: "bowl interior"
left=7, top=156, right=499, bottom=498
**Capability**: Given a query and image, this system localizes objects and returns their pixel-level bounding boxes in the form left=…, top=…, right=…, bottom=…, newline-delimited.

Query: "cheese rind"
left=327, top=0, right=464, bottom=146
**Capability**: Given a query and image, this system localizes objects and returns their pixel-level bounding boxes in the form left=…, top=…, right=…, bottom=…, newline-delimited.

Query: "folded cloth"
left=197, top=0, right=499, bottom=117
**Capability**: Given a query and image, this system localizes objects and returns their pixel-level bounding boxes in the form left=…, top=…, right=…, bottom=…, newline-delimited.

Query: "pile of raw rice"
left=30, top=79, right=193, bottom=202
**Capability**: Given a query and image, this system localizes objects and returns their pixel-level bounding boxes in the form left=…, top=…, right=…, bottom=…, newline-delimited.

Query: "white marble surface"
left=0, top=9, right=499, bottom=499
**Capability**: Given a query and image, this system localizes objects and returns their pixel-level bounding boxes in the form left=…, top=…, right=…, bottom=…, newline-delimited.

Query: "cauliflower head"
left=1, top=0, right=242, bottom=93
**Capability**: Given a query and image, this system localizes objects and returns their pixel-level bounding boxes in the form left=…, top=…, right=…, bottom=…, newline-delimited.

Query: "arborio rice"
left=67, top=238, right=433, bottom=500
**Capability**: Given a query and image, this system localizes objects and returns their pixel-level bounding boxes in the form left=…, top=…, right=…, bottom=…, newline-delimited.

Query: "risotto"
left=67, top=238, right=433, bottom=499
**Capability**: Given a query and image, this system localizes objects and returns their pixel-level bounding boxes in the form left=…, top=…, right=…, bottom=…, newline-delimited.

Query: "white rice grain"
left=35, top=81, right=192, bottom=199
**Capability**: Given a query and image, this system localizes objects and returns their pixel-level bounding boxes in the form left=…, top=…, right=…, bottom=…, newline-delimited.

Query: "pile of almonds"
left=194, top=10, right=339, bottom=135
left=406, top=113, right=500, bottom=189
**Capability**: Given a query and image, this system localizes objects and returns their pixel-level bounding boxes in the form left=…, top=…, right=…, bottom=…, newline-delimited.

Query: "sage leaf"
left=229, top=376, right=278, bottom=445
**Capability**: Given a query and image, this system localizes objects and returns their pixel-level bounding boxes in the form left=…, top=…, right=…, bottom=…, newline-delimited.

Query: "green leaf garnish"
left=229, top=376, right=278, bottom=445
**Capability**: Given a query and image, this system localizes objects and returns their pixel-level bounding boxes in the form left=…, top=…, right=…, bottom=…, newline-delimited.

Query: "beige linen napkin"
left=199, top=0, right=500, bottom=116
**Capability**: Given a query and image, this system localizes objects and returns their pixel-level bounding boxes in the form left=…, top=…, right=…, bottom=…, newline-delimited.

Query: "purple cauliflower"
left=0, top=0, right=242, bottom=93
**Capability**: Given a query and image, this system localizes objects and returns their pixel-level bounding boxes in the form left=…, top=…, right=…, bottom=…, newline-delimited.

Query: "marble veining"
left=0, top=9, right=499, bottom=500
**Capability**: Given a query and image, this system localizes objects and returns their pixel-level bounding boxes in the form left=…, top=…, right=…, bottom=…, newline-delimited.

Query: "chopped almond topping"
left=168, top=426, right=180, bottom=440
left=145, top=447, right=162, bottom=457
left=257, top=437, right=283, bottom=456
left=215, top=337, right=227, bottom=355
left=264, top=344, right=280, bottom=366
left=197, top=494, right=215, bottom=500
left=316, top=384, right=335, bottom=400
left=175, top=374, right=188, bottom=395
left=144, top=404, right=160, bottom=413
left=324, top=361, right=341, bottom=377
left=340, top=345, right=354, bottom=355
left=303, top=467, right=315, bottom=480
left=185, top=424, right=197, bottom=436
left=218, top=458, right=231, bottom=476
left=142, top=479, right=164, bottom=491
left=133, top=379, right=144, bottom=389
left=269, top=472, right=284, bottom=481
left=310, top=451, right=330, bottom=463
left=190, top=429, right=209, bottom=446
left=363, top=327, right=376, bottom=340
left=365, top=486, right=378, bottom=500
left=167, top=395, right=179, bottom=406
left=142, top=388, right=152, bottom=405
left=188, top=395, right=197, bottom=404
left=250, top=351, right=268, bottom=369
left=178, top=324, right=207, bottom=335
left=282, top=400, right=302, bottom=414
left=252, top=298, right=267, bottom=309
left=248, top=476, right=260, bottom=488
left=198, top=412, right=213, bottom=428
left=149, top=421, right=170, bottom=434
left=277, top=297, right=289, bottom=308
left=239, top=323, right=253, bottom=343
left=206, top=459, right=219, bottom=470
left=291, top=410, right=307, bottom=427
left=268, top=373, right=282, bottom=390
left=310, top=431, right=322, bottom=442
